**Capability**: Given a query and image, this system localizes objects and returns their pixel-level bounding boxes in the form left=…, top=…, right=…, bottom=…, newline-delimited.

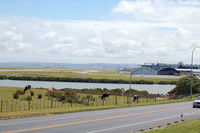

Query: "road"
left=0, top=102, right=200, bottom=133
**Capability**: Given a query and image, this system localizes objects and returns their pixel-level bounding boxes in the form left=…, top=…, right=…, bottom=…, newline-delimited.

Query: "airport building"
left=127, top=62, right=200, bottom=76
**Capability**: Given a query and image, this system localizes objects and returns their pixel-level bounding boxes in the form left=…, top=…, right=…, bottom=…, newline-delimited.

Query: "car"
left=193, top=96, right=200, bottom=108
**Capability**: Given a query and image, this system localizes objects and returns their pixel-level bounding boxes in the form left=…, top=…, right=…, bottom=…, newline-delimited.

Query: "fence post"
left=11, top=99, right=13, bottom=112
left=28, top=100, right=30, bottom=110
left=37, top=99, right=38, bottom=110
left=40, top=99, right=41, bottom=109
left=155, top=96, right=156, bottom=102
left=15, top=99, right=17, bottom=112
left=70, top=99, right=73, bottom=107
left=19, top=100, right=21, bottom=111
left=51, top=97, right=53, bottom=108
left=147, top=96, right=148, bottom=103
left=32, top=99, right=34, bottom=110
left=24, top=99, right=25, bottom=111
left=115, top=96, right=118, bottom=105
left=0, top=100, right=2, bottom=112
left=55, top=99, right=56, bottom=108
left=30, top=103, right=33, bottom=117
left=43, top=98, right=45, bottom=109
left=6, top=100, right=8, bottom=112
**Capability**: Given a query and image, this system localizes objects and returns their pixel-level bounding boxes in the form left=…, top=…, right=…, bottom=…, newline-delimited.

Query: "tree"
left=168, top=76, right=200, bottom=95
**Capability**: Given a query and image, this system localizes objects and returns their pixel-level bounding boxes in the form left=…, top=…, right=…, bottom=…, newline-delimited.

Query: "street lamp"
left=190, top=47, right=200, bottom=100
left=129, top=70, right=134, bottom=105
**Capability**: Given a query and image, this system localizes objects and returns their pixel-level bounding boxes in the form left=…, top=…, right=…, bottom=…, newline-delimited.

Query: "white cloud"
left=112, top=0, right=200, bottom=25
left=113, top=0, right=154, bottom=15
left=1, top=0, right=200, bottom=64
left=4, top=31, right=23, bottom=41
left=43, top=31, right=57, bottom=40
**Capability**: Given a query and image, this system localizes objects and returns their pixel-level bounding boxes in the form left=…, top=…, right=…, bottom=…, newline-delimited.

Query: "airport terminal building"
left=128, top=62, right=200, bottom=76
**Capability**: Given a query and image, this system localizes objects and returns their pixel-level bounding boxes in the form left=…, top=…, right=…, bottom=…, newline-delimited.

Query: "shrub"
left=15, top=90, right=25, bottom=95
left=30, top=91, right=34, bottom=96
left=59, top=95, right=66, bottom=101
left=168, top=76, right=200, bottom=95
left=25, top=96, right=32, bottom=101
left=13, top=93, right=19, bottom=99
left=38, top=94, right=42, bottom=99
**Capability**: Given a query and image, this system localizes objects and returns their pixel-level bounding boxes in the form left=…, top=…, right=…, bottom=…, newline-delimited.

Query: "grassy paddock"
left=0, top=86, right=197, bottom=119
left=144, top=120, right=200, bottom=133
left=0, top=68, right=178, bottom=84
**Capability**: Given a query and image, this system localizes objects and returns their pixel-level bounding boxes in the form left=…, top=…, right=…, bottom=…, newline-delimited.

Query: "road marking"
left=2, top=105, right=190, bottom=133
left=0, top=106, right=154, bottom=126
left=87, top=111, right=200, bottom=133
left=87, top=115, right=179, bottom=133
left=0, top=101, right=191, bottom=126
left=0, top=104, right=174, bottom=126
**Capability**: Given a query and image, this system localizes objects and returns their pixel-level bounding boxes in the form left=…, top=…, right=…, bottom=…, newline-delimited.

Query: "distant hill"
left=0, top=62, right=138, bottom=69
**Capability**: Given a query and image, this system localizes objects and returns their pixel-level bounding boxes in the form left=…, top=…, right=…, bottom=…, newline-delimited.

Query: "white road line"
left=87, top=112, right=199, bottom=133
left=0, top=102, right=192, bottom=126
left=87, top=115, right=179, bottom=133
left=0, top=106, right=164, bottom=126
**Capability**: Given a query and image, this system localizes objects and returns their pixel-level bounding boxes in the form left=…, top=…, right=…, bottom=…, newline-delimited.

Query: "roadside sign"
left=121, top=88, right=125, bottom=104
left=121, top=88, right=125, bottom=93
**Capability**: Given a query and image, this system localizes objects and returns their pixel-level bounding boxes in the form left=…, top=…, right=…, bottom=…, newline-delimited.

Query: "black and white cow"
left=133, top=95, right=139, bottom=102
left=101, top=93, right=110, bottom=100
left=24, top=85, right=31, bottom=92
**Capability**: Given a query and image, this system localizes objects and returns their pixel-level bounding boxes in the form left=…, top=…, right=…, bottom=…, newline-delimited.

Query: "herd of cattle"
left=23, top=85, right=139, bottom=102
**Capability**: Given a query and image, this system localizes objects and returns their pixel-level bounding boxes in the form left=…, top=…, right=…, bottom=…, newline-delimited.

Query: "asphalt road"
left=0, top=102, right=200, bottom=133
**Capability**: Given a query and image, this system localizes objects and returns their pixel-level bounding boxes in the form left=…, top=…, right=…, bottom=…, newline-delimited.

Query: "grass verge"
left=144, top=120, right=200, bottom=133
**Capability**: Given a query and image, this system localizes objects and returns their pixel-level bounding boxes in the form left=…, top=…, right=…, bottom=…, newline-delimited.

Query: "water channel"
left=0, top=80, right=175, bottom=94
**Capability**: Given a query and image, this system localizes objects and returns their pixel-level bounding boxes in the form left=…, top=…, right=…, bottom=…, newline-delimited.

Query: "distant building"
left=131, top=67, right=157, bottom=75
left=124, top=62, right=200, bottom=76
left=157, top=68, right=180, bottom=75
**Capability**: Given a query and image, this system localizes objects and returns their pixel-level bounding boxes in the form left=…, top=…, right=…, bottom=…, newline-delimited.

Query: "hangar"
left=157, top=68, right=180, bottom=75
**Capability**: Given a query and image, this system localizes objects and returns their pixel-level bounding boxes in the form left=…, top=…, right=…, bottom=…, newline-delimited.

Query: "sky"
left=1, top=0, right=200, bottom=64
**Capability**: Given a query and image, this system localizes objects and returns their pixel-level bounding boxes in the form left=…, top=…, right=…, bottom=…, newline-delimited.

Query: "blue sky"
left=0, top=0, right=200, bottom=64
left=0, top=0, right=120, bottom=20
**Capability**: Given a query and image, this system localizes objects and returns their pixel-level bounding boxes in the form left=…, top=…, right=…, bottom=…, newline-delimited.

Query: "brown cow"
left=48, top=87, right=54, bottom=93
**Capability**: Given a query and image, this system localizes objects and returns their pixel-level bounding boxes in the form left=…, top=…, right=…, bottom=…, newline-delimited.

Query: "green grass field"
left=144, top=120, right=200, bottom=133
left=0, top=68, right=178, bottom=83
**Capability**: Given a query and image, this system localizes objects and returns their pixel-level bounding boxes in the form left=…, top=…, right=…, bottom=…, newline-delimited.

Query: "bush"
left=30, top=91, right=34, bottom=96
left=168, top=76, right=200, bottom=95
left=15, top=90, right=25, bottom=95
left=59, top=95, right=66, bottom=101
left=38, top=94, right=42, bottom=99
left=13, top=93, right=19, bottom=99
left=25, top=96, right=32, bottom=101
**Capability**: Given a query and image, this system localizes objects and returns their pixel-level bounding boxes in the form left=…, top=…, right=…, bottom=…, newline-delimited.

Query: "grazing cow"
left=133, top=95, right=139, bottom=102
left=24, top=85, right=31, bottom=92
left=48, top=87, right=54, bottom=93
left=101, top=93, right=110, bottom=100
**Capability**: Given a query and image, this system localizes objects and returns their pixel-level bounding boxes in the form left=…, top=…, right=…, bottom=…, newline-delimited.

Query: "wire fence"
left=0, top=95, right=187, bottom=113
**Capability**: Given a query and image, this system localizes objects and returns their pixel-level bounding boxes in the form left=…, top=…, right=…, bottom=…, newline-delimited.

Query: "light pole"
left=190, top=47, right=200, bottom=100
left=129, top=71, right=133, bottom=105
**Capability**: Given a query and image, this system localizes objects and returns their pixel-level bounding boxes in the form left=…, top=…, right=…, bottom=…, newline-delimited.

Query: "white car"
left=193, top=96, right=200, bottom=108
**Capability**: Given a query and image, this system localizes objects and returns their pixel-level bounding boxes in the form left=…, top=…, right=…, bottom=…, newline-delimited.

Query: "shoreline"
left=0, top=76, right=177, bottom=85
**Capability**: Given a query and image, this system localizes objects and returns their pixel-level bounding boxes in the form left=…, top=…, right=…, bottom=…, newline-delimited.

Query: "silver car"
left=193, top=96, right=200, bottom=108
